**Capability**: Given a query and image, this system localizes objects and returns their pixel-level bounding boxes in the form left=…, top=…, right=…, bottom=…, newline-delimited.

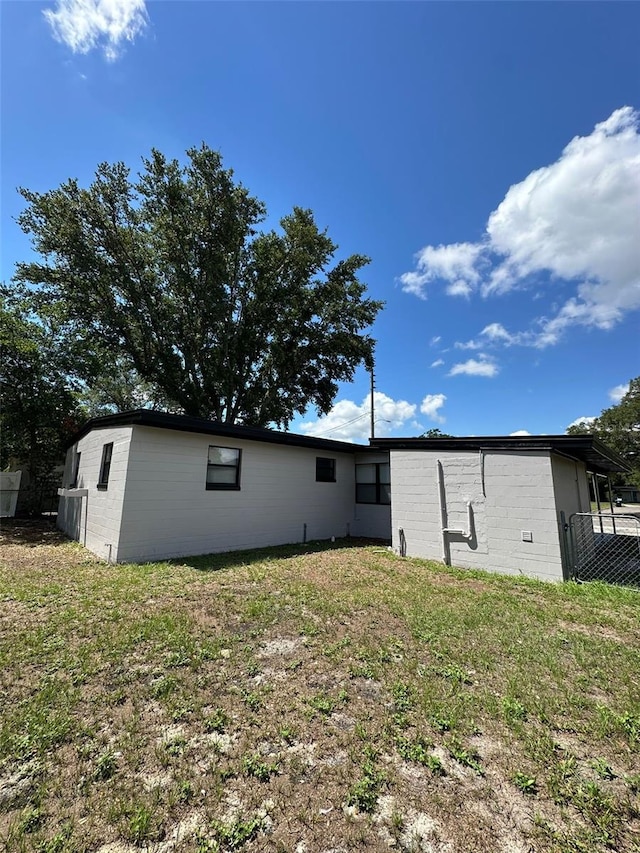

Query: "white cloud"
left=401, top=107, right=640, bottom=344
left=430, top=335, right=441, bottom=346
left=430, top=358, right=444, bottom=368
left=43, top=0, right=148, bottom=61
left=299, top=392, right=416, bottom=442
left=448, top=356, right=499, bottom=378
left=567, top=416, right=597, bottom=430
left=609, top=383, right=630, bottom=403
left=420, top=393, right=447, bottom=423
left=400, top=242, right=483, bottom=300
left=509, top=430, right=531, bottom=436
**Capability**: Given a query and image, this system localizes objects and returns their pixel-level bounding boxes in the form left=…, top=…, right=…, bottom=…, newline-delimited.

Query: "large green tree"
left=0, top=292, right=82, bottom=510
left=567, top=377, right=640, bottom=487
left=15, top=145, right=382, bottom=427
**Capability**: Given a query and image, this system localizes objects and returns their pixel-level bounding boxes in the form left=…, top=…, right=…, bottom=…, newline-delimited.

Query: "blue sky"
left=2, top=1, right=639, bottom=441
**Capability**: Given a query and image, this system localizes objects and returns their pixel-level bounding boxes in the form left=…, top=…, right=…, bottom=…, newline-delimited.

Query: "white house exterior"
left=372, top=435, right=624, bottom=582
left=58, top=413, right=625, bottom=581
left=57, top=411, right=391, bottom=563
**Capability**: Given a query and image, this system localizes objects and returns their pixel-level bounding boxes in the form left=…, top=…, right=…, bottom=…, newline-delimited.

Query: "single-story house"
left=58, top=411, right=628, bottom=581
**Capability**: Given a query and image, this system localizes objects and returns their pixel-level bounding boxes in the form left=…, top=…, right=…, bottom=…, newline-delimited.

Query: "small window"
left=206, top=446, right=241, bottom=490
left=98, top=443, right=113, bottom=490
left=70, top=452, right=81, bottom=488
left=316, top=457, right=336, bottom=482
left=356, top=462, right=390, bottom=505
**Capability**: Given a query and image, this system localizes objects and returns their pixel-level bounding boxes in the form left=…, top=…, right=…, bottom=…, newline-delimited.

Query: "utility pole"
left=370, top=365, right=376, bottom=440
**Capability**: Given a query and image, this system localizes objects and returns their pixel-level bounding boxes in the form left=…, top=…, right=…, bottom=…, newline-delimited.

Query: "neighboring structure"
left=372, top=435, right=628, bottom=582
left=58, top=412, right=627, bottom=581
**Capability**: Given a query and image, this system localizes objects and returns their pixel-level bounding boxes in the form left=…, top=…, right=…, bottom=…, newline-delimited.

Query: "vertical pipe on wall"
left=437, top=460, right=451, bottom=566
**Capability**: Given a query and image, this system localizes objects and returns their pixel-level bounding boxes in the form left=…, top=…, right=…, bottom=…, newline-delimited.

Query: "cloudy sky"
left=2, top=1, right=639, bottom=441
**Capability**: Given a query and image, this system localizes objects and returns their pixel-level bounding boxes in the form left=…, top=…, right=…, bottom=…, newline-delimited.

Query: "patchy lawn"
left=1, top=519, right=639, bottom=853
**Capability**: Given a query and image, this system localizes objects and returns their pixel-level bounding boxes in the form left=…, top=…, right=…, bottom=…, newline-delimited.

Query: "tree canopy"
left=567, top=377, right=640, bottom=487
left=14, top=145, right=383, bottom=428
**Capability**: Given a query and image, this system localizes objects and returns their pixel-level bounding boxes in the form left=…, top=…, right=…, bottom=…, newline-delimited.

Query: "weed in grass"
left=240, top=690, right=262, bottom=712
left=151, top=675, right=177, bottom=700
left=127, top=804, right=154, bottom=845
left=204, top=708, right=229, bottom=733
left=163, top=736, right=187, bottom=757
left=18, top=805, right=43, bottom=834
left=391, top=682, right=414, bottom=713
left=175, top=780, right=194, bottom=804
left=346, top=748, right=385, bottom=813
left=36, top=823, right=73, bottom=853
left=434, top=663, right=472, bottom=685
left=338, top=688, right=349, bottom=704
left=279, top=726, right=296, bottom=744
left=431, top=715, right=452, bottom=733
left=197, top=814, right=263, bottom=851
left=590, top=758, right=615, bottom=780
left=349, top=662, right=378, bottom=679
left=625, top=773, right=640, bottom=793
left=309, top=693, right=335, bottom=716
left=92, top=749, right=117, bottom=781
left=394, top=733, right=432, bottom=764
left=243, top=754, right=279, bottom=782
left=447, top=737, right=483, bottom=775
left=171, top=703, right=194, bottom=722
left=245, top=661, right=261, bottom=677
left=502, top=696, right=527, bottom=722
left=512, top=771, right=537, bottom=795
left=322, top=637, right=351, bottom=661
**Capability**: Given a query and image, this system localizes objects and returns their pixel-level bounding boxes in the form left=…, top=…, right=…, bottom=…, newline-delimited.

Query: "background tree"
left=567, top=377, right=640, bottom=488
left=15, top=145, right=383, bottom=428
left=419, top=428, right=453, bottom=438
left=0, top=291, right=82, bottom=512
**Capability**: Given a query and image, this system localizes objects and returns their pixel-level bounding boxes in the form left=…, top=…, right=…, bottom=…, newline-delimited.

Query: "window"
left=98, top=443, right=113, bottom=490
left=206, top=446, right=241, bottom=490
left=316, top=457, right=336, bottom=482
left=356, top=462, right=390, bottom=505
left=70, top=452, right=81, bottom=488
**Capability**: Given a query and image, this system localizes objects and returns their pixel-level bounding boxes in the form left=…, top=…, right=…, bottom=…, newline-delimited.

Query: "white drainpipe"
left=437, top=459, right=472, bottom=566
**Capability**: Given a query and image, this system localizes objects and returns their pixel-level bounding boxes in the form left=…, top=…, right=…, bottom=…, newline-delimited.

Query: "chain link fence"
left=569, top=512, right=640, bottom=587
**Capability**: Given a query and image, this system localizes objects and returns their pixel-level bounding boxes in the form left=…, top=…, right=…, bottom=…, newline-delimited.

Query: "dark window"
left=316, top=457, right=336, bottom=482
left=356, top=462, right=390, bottom=505
left=206, top=446, right=241, bottom=490
left=70, top=452, right=81, bottom=488
left=98, top=443, right=113, bottom=490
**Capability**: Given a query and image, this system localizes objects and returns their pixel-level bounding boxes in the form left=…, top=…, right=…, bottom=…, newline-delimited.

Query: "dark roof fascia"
left=369, top=434, right=630, bottom=475
left=67, top=409, right=370, bottom=454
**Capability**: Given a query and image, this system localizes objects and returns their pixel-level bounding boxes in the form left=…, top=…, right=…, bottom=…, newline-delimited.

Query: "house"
left=57, top=411, right=628, bottom=582
left=372, top=435, right=629, bottom=582
left=57, top=410, right=391, bottom=563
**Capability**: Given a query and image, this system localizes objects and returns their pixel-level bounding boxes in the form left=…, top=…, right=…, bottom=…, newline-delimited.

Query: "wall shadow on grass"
left=171, top=537, right=391, bottom=574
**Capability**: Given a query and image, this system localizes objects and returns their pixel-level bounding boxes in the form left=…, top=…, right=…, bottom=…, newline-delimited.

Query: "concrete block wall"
left=390, top=449, right=565, bottom=582
left=57, top=426, right=133, bottom=561
left=115, top=426, right=358, bottom=562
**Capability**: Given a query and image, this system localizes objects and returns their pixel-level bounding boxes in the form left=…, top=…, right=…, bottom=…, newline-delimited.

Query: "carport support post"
left=607, top=475, right=617, bottom=534
left=592, top=472, right=603, bottom=533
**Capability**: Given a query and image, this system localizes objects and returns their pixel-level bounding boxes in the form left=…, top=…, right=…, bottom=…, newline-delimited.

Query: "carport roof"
left=369, top=435, right=630, bottom=476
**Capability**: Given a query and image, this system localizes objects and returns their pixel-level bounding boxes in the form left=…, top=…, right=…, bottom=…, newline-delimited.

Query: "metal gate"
left=568, top=512, right=640, bottom=587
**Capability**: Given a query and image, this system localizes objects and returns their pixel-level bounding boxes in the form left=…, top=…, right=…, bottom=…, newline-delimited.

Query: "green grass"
left=1, top=522, right=639, bottom=852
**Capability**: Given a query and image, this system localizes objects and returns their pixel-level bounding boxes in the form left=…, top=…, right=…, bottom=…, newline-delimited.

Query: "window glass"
left=356, top=483, right=377, bottom=504
left=208, top=446, right=240, bottom=466
left=98, top=443, right=113, bottom=489
left=379, top=463, right=391, bottom=484
left=356, top=464, right=376, bottom=484
left=206, top=445, right=241, bottom=489
left=316, top=457, right=336, bottom=482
